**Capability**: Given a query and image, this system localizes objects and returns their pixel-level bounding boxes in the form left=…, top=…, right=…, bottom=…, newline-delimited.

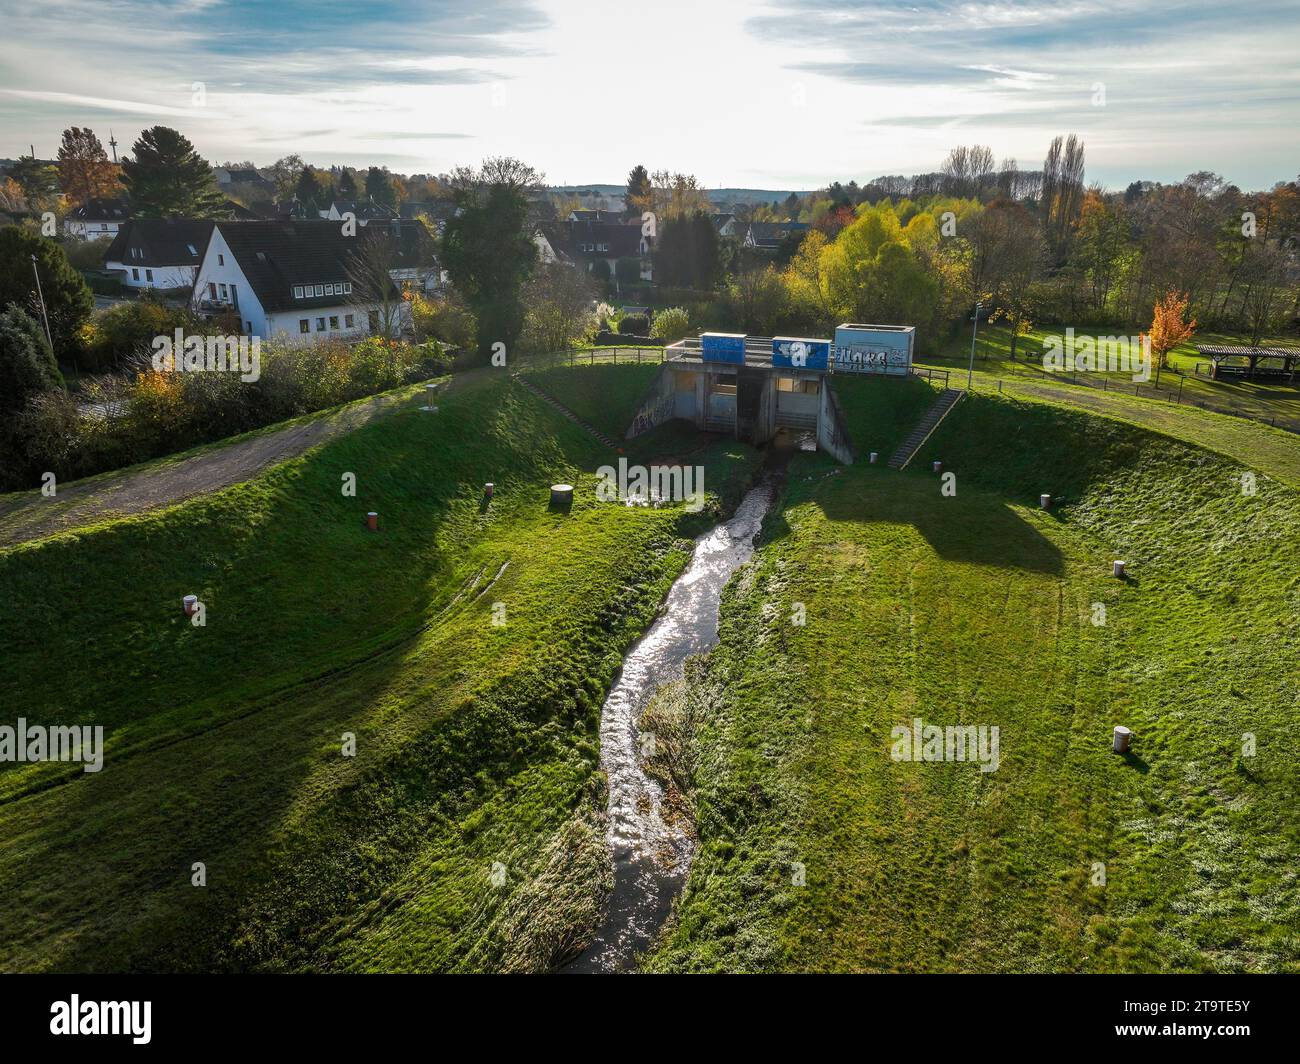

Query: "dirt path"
left=0, top=391, right=412, bottom=548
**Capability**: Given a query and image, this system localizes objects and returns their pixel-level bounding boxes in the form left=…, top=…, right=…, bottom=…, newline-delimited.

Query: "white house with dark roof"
left=191, top=219, right=435, bottom=342
left=103, top=218, right=214, bottom=290
left=64, top=197, right=130, bottom=240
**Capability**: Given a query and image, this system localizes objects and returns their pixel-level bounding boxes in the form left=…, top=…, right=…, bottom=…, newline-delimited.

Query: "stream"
left=563, top=478, right=776, bottom=973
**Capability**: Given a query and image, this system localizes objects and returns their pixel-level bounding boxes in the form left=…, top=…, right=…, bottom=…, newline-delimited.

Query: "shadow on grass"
left=796, top=464, right=1065, bottom=576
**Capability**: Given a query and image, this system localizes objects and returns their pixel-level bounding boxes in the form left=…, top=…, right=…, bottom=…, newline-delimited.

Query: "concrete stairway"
left=888, top=389, right=963, bottom=470
left=512, top=374, right=618, bottom=449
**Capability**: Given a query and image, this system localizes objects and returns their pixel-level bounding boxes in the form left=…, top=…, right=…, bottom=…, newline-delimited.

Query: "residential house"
left=712, top=213, right=739, bottom=238
left=192, top=220, right=415, bottom=343
left=564, top=217, right=652, bottom=283
left=744, top=220, right=809, bottom=250
left=324, top=199, right=398, bottom=225
left=64, top=197, right=130, bottom=240
left=103, top=218, right=215, bottom=291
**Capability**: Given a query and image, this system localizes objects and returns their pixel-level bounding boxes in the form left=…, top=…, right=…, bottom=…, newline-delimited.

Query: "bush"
left=77, top=295, right=203, bottom=372
left=650, top=306, right=691, bottom=343
left=0, top=303, right=64, bottom=415
left=1, top=337, right=453, bottom=491
left=618, top=314, right=649, bottom=335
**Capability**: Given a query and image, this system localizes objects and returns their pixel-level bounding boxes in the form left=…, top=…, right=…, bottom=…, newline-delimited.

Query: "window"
left=293, top=286, right=304, bottom=299
left=209, top=282, right=217, bottom=299
left=329, top=316, right=339, bottom=330
left=597, top=243, right=608, bottom=252
left=187, top=244, right=198, bottom=256
left=314, top=284, right=324, bottom=297
left=343, top=282, right=352, bottom=294
left=145, top=270, right=153, bottom=282
left=132, top=268, right=139, bottom=281
left=217, top=254, right=224, bottom=266
left=368, top=310, right=379, bottom=332
left=316, top=317, right=326, bottom=331
left=299, top=319, right=309, bottom=334
left=344, top=314, right=354, bottom=328
left=219, top=284, right=228, bottom=299
left=326, top=283, right=337, bottom=296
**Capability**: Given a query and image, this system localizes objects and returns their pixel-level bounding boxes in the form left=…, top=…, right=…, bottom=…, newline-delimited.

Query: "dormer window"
left=293, top=286, right=304, bottom=299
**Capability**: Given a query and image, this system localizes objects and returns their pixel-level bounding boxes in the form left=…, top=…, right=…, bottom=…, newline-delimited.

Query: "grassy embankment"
left=646, top=382, right=1299, bottom=972
left=923, top=322, right=1300, bottom=432
left=0, top=370, right=762, bottom=973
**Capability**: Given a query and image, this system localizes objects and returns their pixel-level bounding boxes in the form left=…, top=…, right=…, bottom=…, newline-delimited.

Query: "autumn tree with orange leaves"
left=1148, top=290, right=1196, bottom=386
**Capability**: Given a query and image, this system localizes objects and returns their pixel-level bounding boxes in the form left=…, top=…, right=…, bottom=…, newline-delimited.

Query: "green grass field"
left=0, top=371, right=762, bottom=972
left=2, top=361, right=1295, bottom=974
left=925, top=323, right=1300, bottom=433
left=644, top=390, right=1299, bottom=973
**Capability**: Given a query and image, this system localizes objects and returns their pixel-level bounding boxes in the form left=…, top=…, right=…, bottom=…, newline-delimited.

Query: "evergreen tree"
left=0, top=227, right=94, bottom=354
left=121, top=126, right=224, bottom=217
left=365, top=166, right=398, bottom=209
left=0, top=303, right=63, bottom=414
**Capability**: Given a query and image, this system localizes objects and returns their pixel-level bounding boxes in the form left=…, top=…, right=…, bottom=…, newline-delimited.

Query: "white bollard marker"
left=421, top=383, right=439, bottom=412
left=1112, top=560, right=1126, bottom=578
left=869, top=452, right=879, bottom=464
left=932, top=460, right=943, bottom=473
left=1040, top=494, right=1052, bottom=509
left=1113, top=725, right=1132, bottom=754
left=182, top=594, right=198, bottom=617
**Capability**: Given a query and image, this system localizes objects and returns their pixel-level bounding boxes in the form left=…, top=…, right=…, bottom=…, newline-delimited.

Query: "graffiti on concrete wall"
left=628, top=390, right=676, bottom=438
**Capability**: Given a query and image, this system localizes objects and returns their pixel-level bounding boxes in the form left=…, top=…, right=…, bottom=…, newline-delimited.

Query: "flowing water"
left=564, top=479, right=776, bottom=973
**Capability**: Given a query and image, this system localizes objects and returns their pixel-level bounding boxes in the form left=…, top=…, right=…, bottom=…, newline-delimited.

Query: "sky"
left=1, top=0, right=1298, bottom=192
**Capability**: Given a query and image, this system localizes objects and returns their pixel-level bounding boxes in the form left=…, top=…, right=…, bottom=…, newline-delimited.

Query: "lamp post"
left=967, top=300, right=983, bottom=390
left=31, top=254, right=55, bottom=354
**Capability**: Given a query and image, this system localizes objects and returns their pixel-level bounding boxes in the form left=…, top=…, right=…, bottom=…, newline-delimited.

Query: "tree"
left=121, top=126, right=224, bottom=217
left=269, top=154, right=305, bottom=200
left=523, top=262, right=594, bottom=353
left=963, top=199, right=1044, bottom=359
left=9, top=156, right=60, bottom=209
left=295, top=167, right=324, bottom=208
left=1148, top=290, right=1196, bottom=384
left=441, top=158, right=542, bottom=359
left=345, top=230, right=409, bottom=340
left=654, top=211, right=721, bottom=289
left=338, top=169, right=358, bottom=198
left=721, top=266, right=787, bottom=334
left=626, top=164, right=652, bottom=217
left=57, top=127, right=121, bottom=206
left=0, top=227, right=94, bottom=355
left=365, top=167, right=398, bottom=209
left=1040, top=134, right=1086, bottom=263
left=0, top=303, right=63, bottom=415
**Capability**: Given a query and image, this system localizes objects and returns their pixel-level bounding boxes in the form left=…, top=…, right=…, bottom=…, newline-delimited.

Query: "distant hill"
left=549, top=184, right=818, bottom=208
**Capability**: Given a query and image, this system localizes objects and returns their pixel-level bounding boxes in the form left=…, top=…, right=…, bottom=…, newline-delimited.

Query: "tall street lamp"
left=31, top=254, right=55, bottom=354
left=967, top=300, right=983, bottom=390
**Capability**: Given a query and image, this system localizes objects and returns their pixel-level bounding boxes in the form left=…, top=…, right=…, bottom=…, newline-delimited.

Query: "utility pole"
left=967, top=300, right=983, bottom=390
left=109, top=129, right=118, bottom=164
left=31, top=254, right=55, bottom=354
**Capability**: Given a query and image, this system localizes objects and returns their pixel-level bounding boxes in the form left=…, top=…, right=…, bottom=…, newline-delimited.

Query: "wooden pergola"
left=1195, top=345, right=1300, bottom=383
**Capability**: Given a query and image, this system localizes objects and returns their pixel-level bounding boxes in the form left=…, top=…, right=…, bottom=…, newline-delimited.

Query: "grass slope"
left=0, top=369, right=762, bottom=972
left=647, top=392, right=1299, bottom=973
left=519, top=362, right=661, bottom=440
